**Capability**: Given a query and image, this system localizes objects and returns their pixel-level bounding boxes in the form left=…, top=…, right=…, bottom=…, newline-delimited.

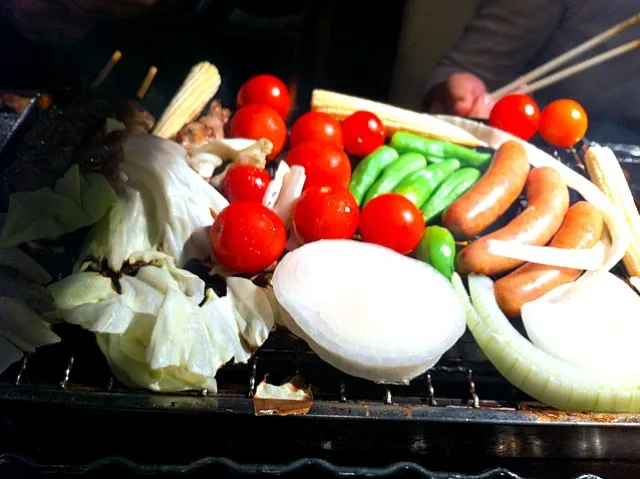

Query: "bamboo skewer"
left=91, top=50, right=123, bottom=89
left=489, top=11, right=640, bottom=100
left=136, top=66, right=158, bottom=100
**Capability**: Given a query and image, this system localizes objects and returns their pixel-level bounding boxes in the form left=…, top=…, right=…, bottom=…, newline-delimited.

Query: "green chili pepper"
left=390, top=131, right=492, bottom=167
left=363, top=152, right=427, bottom=205
left=416, top=226, right=456, bottom=279
left=349, top=146, right=399, bottom=206
left=421, top=167, right=481, bottom=223
left=393, top=159, right=461, bottom=207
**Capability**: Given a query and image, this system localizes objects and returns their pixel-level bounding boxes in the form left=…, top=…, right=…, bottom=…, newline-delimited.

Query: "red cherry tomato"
left=237, top=74, right=291, bottom=120
left=488, top=94, right=541, bottom=141
left=341, top=111, right=386, bottom=157
left=285, top=141, right=351, bottom=190
left=293, top=186, right=359, bottom=243
left=539, top=99, right=588, bottom=148
left=210, top=202, right=286, bottom=274
left=222, top=165, right=272, bottom=203
left=230, top=104, right=287, bottom=160
left=359, top=193, right=424, bottom=254
left=290, top=112, right=343, bottom=149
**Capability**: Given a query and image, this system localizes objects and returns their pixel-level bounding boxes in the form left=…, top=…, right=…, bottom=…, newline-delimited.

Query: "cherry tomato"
left=230, top=104, right=287, bottom=160
left=237, top=74, right=291, bottom=120
left=359, top=193, right=424, bottom=254
left=539, top=99, right=588, bottom=148
left=285, top=141, right=351, bottom=190
left=222, top=165, right=272, bottom=203
left=341, top=111, right=386, bottom=157
left=210, top=202, right=286, bottom=274
left=488, top=94, right=541, bottom=141
left=290, top=112, right=343, bottom=149
left=293, top=186, right=359, bottom=244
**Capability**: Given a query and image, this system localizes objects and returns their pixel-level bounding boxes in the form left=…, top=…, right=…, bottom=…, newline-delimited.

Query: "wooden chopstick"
left=489, top=11, right=640, bottom=100
left=509, top=40, right=640, bottom=97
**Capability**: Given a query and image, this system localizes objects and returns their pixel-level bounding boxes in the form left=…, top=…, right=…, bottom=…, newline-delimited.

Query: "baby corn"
left=311, top=89, right=483, bottom=147
left=585, top=146, right=640, bottom=277
left=153, top=62, right=221, bottom=140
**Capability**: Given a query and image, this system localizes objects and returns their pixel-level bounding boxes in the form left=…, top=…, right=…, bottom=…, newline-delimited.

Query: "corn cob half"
left=311, top=89, right=483, bottom=147
left=153, top=62, right=222, bottom=140
left=585, top=146, right=640, bottom=277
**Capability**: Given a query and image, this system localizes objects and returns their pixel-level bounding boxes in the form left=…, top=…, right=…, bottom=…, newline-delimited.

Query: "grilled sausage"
left=456, top=167, right=570, bottom=276
left=493, top=201, right=604, bottom=318
left=442, top=140, right=530, bottom=239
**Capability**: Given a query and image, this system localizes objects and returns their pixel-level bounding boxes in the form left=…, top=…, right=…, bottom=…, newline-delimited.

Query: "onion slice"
left=521, top=272, right=640, bottom=375
left=452, top=273, right=640, bottom=412
left=273, top=166, right=305, bottom=230
left=272, top=240, right=466, bottom=384
left=486, top=239, right=607, bottom=271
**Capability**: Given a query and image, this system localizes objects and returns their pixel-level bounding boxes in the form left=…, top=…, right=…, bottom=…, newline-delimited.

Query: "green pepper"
left=416, top=226, right=456, bottom=279
left=349, top=146, right=399, bottom=206
left=393, top=159, right=461, bottom=207
left=421, top=167, right=481, bottom=223
left=362, top=152, right=427, bottom=205
left=390, top=131, right=492, bottom=167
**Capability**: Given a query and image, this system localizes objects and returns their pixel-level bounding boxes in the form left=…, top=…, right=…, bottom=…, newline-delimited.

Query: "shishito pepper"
left=416, top=226, right=456, bottom=279
left=421, top=167, right=481, bottom=223
left=391, top=131, right=491, bottom=167
left=393, top=159, right=461, bottom=207
left=349, top=146, right=399, bottom=206
left=362, top=152, right=427, bottom=205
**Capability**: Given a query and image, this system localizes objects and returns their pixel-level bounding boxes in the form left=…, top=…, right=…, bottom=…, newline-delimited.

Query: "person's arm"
left=424, top=0, right=566, bottom=117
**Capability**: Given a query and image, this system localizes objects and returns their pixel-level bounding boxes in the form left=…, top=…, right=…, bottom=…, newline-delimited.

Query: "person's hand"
left=428, top=73, right=495, bottom=119
left=6, top=0, right=157, bottom=44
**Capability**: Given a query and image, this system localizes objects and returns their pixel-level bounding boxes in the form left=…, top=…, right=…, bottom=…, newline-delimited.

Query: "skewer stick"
left=489, top=11, right=640, bottom=100
left=513, top=40, right=640, bottom=97
left=91, top=50, right=122, bottom=89
left=136, top=66, right=158, bottom=100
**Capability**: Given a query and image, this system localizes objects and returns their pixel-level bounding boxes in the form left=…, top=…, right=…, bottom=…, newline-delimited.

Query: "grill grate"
left=0, top=325, right=508, bottom=412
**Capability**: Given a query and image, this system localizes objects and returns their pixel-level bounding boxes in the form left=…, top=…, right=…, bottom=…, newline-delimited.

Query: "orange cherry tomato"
left=237, top=74, right=291, bottom=120
left=285, top=141, right=351, bottom=190
left=293, top=185, right=359, bottom=244
left=489, top=94, right=541, bottom=141
left=230, top=104, right=287, bottom=160
left=210, top=202, right=286, bottom=274
left=290, top=112, right=343, bottom=149
left=222, top=165, right=272, bottom=203
left=539, top=99, right=588, bottom=148
left=359, top=193, right=424, bottom=254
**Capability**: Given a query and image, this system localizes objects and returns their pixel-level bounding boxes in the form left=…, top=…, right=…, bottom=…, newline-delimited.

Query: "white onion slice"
left=435, top=116, right=630, bottom=287
left=453, top=273, right=640, bottom=412
left=521, top=272, right=640, bottom=375
left=272, top=240, right=466, bottom=384
left=486, top=239, right=606, bottom=271
left=262, top=161, right=291, bottom=210
left=273, top=166, right=305, bottom=230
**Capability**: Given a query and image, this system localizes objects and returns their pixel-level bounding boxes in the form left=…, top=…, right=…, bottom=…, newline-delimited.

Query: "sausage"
left=494, top=201, right=604, bottom=318
left=442, top=140, right=530, bottom=239
left=456, top=167, right=570, bottom=276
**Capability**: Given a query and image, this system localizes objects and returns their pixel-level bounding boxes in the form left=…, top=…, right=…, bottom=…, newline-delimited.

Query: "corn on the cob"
left=311, top=89, right=483, bottom=147
left=585, top=146, right=640, bottom=277
left=153, top=62, right=221, bottom=140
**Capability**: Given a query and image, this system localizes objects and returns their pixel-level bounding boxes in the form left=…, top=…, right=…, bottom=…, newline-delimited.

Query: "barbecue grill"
left=2, top=4, right=640, bottom=478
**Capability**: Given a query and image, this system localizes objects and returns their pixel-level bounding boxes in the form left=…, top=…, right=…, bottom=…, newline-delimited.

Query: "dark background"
left=0, top=1, right=405, bottom=116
